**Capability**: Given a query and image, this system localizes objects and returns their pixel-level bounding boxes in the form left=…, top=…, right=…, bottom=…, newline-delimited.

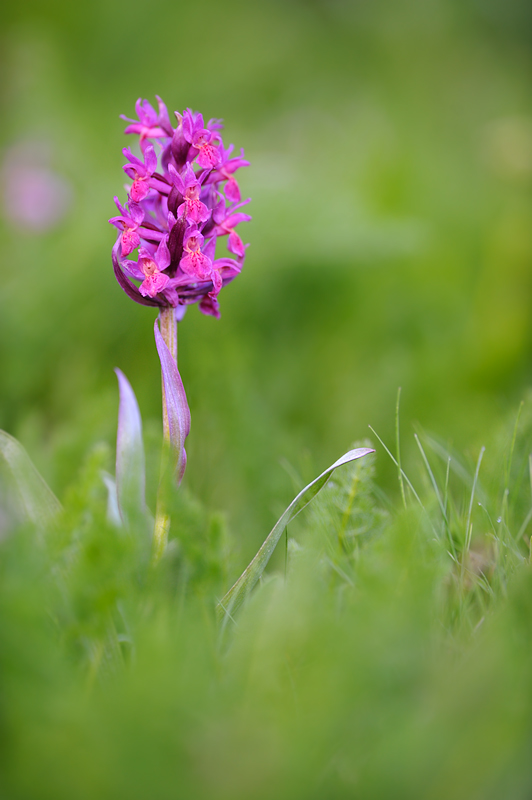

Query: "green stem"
left=153, top=307, right=177, bottom=562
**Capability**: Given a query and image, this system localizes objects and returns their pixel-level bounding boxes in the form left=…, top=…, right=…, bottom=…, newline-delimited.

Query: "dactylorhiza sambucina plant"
left=109, top=97, right=253, bottom=554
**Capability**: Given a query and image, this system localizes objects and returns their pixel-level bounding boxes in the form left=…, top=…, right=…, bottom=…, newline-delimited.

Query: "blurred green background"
left=1, top=0, right=532, bottom=558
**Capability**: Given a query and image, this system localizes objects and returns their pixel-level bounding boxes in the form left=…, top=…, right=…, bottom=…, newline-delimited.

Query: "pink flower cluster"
left=110, top=97, right=251, bottom=318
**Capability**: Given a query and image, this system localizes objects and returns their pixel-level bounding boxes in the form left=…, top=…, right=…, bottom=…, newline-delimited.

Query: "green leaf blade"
left=217, top=447, right=374, bottom=623
left=0, top=430, right=61, bottom=527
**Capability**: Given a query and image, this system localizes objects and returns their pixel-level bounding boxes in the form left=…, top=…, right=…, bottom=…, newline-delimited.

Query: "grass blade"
left=0, top=430, right=61, bottom=527
left=465, top=447, right=485, bottom=552
left=217, top=447, right=374, bottom=624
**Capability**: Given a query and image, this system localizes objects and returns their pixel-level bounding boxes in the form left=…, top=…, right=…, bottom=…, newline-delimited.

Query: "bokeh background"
left=1, top=0, right=532, bottom=559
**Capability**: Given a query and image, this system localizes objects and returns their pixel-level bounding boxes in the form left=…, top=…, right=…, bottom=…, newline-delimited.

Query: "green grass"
left=1, top=399, right=532, bottom=799
left=1, top=0, right=532, bottom=794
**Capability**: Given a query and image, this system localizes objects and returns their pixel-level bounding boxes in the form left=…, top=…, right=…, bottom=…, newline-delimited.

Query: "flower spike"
left=111, top=96, right=251, bottom=512
left=111, top=96, right=251, bottom=318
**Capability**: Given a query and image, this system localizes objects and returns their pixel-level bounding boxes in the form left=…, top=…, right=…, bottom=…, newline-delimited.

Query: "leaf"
left=0, top=430, right=62, bottom=527
left=217, top=447, right=374, bottom=623
left=101, top=471, right=122, bottom=527
left=154, top=319, right=191, bottom=482
left=115, top=368, right=146, bottom=526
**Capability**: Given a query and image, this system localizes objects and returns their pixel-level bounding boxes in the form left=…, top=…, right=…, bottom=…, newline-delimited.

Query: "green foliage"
left=219, top=447, right=373, bottom=622
left=2, top=0, right=532, bottom=543
left=1, top=409, right=532, bottom=797
left=1, top=0, right=532, bottom=794
left=164, top=487, right=230, bottom=600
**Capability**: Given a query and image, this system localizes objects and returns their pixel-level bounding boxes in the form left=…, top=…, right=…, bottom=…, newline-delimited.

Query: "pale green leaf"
left=0, top=430, right=61, bottom=527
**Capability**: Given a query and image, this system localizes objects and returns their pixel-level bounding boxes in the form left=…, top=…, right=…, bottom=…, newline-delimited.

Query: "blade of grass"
left=465, top=447, right=485, bottom=553
left=414, top=433, right=447, bottom=523
left=414, top=434, right=456, bottom=559
left=368, top=426, right=424, bottom=511
left=516, top=507, right=532, bottom=543
left=0, top=430, right=61, bottom=527
left=443, top=455, right=451, bottom=521
left=217, top=447, right=374, bottom=626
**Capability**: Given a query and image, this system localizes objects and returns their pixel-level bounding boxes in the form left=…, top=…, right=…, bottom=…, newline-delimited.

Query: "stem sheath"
left=159, top=306, right=177, bottom=442
left=153, top=307, right=178, bottom=561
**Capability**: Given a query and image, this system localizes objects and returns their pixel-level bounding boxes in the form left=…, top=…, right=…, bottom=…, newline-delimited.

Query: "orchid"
left=109, top=96, right=251, bottom=556
left=135, top=241, right=171, bottom=298
left=168, top=163, right=210, bottom=225
left=122, top=145, right=158, bottom=202
left=110, top=98, right=250, bottom=317
left=181, top=109, right=222, bottom=169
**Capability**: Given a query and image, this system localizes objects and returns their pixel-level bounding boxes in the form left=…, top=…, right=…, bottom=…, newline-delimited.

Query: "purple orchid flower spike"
left=111, top=96, right=251, bottom=318
left=110, top=96, right=251, bottom=556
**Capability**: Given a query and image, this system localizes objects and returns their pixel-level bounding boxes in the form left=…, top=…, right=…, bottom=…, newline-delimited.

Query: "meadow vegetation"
left=1, top=0, right=532, bottom=796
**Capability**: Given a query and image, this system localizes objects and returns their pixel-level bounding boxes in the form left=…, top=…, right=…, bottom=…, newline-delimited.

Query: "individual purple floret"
left=109, top=198, right=144, bottom=256
left=110, top=97, right=251, bottom=320
left=120, top=96, right=173, bottom=149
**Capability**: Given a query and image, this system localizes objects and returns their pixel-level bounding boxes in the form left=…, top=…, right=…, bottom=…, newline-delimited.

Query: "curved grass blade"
left=0, top=430, right=61, bottom=526
left=217, top=447, right=374, bottom=624
left=154, top=319, right=191, bottom=483
left=115, top=368, right=146, bottom=526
